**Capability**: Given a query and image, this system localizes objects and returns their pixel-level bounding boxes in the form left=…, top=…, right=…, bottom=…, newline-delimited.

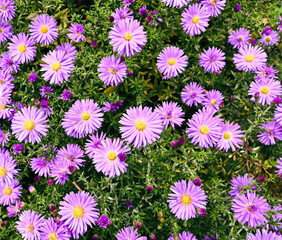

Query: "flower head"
left=181, top=82, right=205, bottom=107
left=98, top=215, right=111, bottom=228
left=255, top=64, right=279, bottom=82
left=258, top=121, right=282, bottom=145
left=0, top=179, right=22, bottom=205
left=228, top=27, right=251, bottom=49
left=199, top=47, right=226, bottom=73
left=203, top=90, right=224, bottom=111
left=0, top=0, right=16, bottom=21
left=260, top=30, right=279, bottom=46
left=169, top=231, right=198, bottom=240
left=229, top=174, right=256, bottom=198
left=161, top=0, right=191, bottom=8
left=58, top=89, right=72, bottom=101
left=201, top=0, right=226, bottom=17
left=0, top=149, right=19, bottom=184
left=40, top=218, right=70, bottom=240
left=67, top=23, right=86, bottom=43
left=85, top=132, right=107, bottom=159
left=30, top=156, right=53, bottom=177
left=275, top=158, right=282, bottom=175
left=0, top=51, right=20, bottom=74
left=111, top=7, right=134, bottom=24
left=116, top=226, right=147, bottom=240
left=274, top=104, right=282, bottom=125
left=247, top=229, right=281, bottom=240
left=0, top=21, right=13, bottom=45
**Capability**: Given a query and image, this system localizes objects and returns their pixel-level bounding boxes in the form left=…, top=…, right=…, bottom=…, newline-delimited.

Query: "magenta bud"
left=146, top=185, right=153, bottom=192
left=47, top=179, right=54, bottom=185
left=91, top=41, right=97, bottom=47
left=178, top=137, right=185, bottom=144
left=128, top=70, right=134, bottom=76
left=50, top=205, right=56, bottom=212
left=193, top=178, right=202, bottom=186
left=135, top=221, right=142, bottom=229
left=172, top=141, right=178, bottom=148
left=197, top=208, right=207, bottom=216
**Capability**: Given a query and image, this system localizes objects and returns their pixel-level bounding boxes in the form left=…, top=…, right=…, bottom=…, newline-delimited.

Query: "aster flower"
left=181, top=82, right=205, bottom=107
left=0, top=51, right=20, bottom=73
left=7, top=204, right=21, bottom=218
left=216, top=121, right=244, bottom=152
left=255, top=64, right=279, bottom=82
left=109, top=19, right=147, bottom=57
left=202, top=90, right=224, bottom=111
left=260, top=31, right=279, bottom=46
left=229, top=174, right=256, bottom=198
left=16, top=210, right=44, bottom=240
left=233, top=45, right=267, bottom=72
left=30, top=156, right=53, bottom=177
left=11, top=106, right=49, bottom=144
left=181, top=3, right=210, bottom=36
left=0, top=129, right=10, bottom=147
left=55, top=42, right=77, bottom=60
left=40, top=85, right=53, bottom=98
left=199, top=47, right=226, bottom=73
left=168, top=231, right=197, bottom=240
left=201, top=0, right=226, bottom=17
left=161, top=0, right=191, bottom=8
left=12, top=144, right=23, bottom=155
left=247, top=229, right=281, bottom=240
left=257, top=121, right=282, bottom=145
left=111, top=7, right=134, bottom=24
left=248, top=78, right=282, bottom=106
left=0, top=102, right=13, bottom=119
left=139, top=6, right=148, bottom=16
left=155, top=101, right=185, bottom=129
left=0, top=70, right=14, bottom=88
left=168, top=179, right=207, bottom=220
left=186, top=109, right=223, bottom=148
left=85, top=132, right=107, bottom=158
left=116, top=226, right=147, bottom=240
left=274, top=104, right=282, bottom=125
left=98, top=55, right=128, bottom=86
left=59, top=191, right=99, bottom=239
left=0, top=179, right=22, bottom=205
left=8, top=33, right=36, bottom=64
left=0, top=84, right=12, bottom=106
left=275, top=158, right=282, bottom=175
left=40, top=50, right=75, bottom=85
left=62, top=99, right=103, bottom=138
left=50, top=160, right=71, bottom=185
left=231, top=191, right=270, bottom=228
left=122, top=0, right=135, bottom=7
left=228, top=27, right=251, bottom=49
left=157, top=46, right=188, bottom=79
left=147, top=10, right=163, bottom=27
left=119, top=105, right=163, bottom=148
left=40, top=218, right=70, bottom=240
left=0, top=0, right=16, bottom=21
left=67, top=23, right=86, bottom=43
left=277, top=15, right=282, bottom=32
left=0, top=149, right=19, bottom=184
left=0, top=21, right=13, bottom=45
left=58, top=89, right=72, bottom=101
left=93, top=138, right=130, bottom=178
left=98, top=215, right=111, bottom=228
left=29, top=14, right=59, bottom=45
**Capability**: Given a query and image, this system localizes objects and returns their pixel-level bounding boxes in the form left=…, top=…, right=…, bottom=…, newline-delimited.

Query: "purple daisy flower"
left=0, top=70, right=14, bottom=88
left=168, top=179, right=207, bottom=220
left=30, top=156, right=53, bottom=177
left=67, top=23, right=86, bottom=43
left=109, top=19, right=147, bottom=57
left=98, top=55, right=128, bottom=86
left=122, top=0, right=135, bottom=7
left=0, top=179, right=22, bottom=205
left=274, top=104, right=282, bottom=125
left=59, top=191, right=99, bottom=239
left=62, top=99, right=104, bottom=138
left=29, top=14, right=59, bottom=46
left=55, top=42, right=77, bottom=60
left=168, top=231, right=197, bottom=240
left=119, top=105, right=163, bottom=148
left=275, top=158, right=282, bottom=175
left=157, top=46, right=188, bottom=79
left=98, top=215, right=111, bottom=228
left=0, top=21, right=13, bottom=45
left=229, top=174, right=256, bottom=198
left=50, top=160, right=71, bottom=185
left=0, top=0, right=16, bottom=21
left=93, top=138, right=130, bottom=178
left=58, top=89, right=72, bottom=101
left=0, top=102, right=13, bottom=120
left=199, top=47, right=226, bottom=73
left=112, top=7, right=134, bottom=24
left=40, top=218, right=70, bottom=240
left=0, top=51, right=20, bottom=73
left=85, top=132, right=106, bottom=159
left=56, top=144, right=85, bottom=170
left=248, top=78, right=282, bottom=106
left=155, top=101, right=185, bottom=129
left=277, top=15, right=282, bottom=32
left=202, top=90, right=224, bottom=111
left=12, top=144, right=23, bottom=155
left=16, top=210, right=44, bottom=240
left=231, top=191, right=270, bottom=228
left=255, top=64, right=279, bottom=82
left=257, top=121, right=282, bottom=145
left=181, top=82, right=205, bottom=107
left=40, top=85, right=53, bottom=98
left=0, top=149, right=19, bottom=184
left=216, top=121, right=244, bottom=152
left=40, top=50, right=75, bottom=85
left=11, top=106, right=49, bottom=144
left=7, top=204, right=21, bottom=218
left=116, top=226, right=147, bottom=240
left=161, top=0, right=191, bottom=8
left=186, top=109, right=223, bottom=148
left=233, top=45, right=267, bottom=72
left=247, top=229, right=281, bottom=240
left=181, top=3, right=210, bottom=36
left=0, top=129, right=10, bottom=147
left=228, top=27, right=251, bottom=49
left=260, top=31, right=279, bottom=46
left=201, top=0, right=226, bottom=17
left=8, top=33, right=36, bottom=64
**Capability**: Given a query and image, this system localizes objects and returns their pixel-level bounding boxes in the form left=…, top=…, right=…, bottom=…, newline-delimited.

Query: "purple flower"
left=139, top=6, right=148, bottom=16
left=228, top=27, right=251, bottom=49
left=276, top=158, right=282, bottom=176
left=234, top=4, right=241, bottom=11
left=28, top=73, right=38, bottom=82
left=91, top=41, right=97, bottom=47
left=247, top=229, right=281, bottom=240
left=200, top=0, right=226, bottom=17
left=251, top=39, right=257, bottom=45
left=255, top=64, right=279, bottom=82
left=199, top=47, right=226, bottom=73
left=85, top=132, right=106, bottom=158
left=98, top=215, right=111, bottom=228
left=122, top=200, right=133, bottom=210
left=55, top=42, right=77, bottom=60
left=30, top=156, right=53, bottom=177
left=39, top=218, right=70, bottom=240
left=40, top=85, right=53, bottom=98
left=117, top=152, right=127, bottom=162
left=121, top=0, right=135, bottom=7
left=203, top=90, right=224, bottom=112
left=193, top=178, right=202, bottom=186
left=58, top=89, right=71, bottom=100
left=181, top=82, right=205, bottom=107
left=263, top=26, right=272, bottom=35
left=0, top=179, right=22, bottom=205
left=229, top=174, right=255, bottom=198
left=0, top=21, right=13, bottom=45
left=258, top=176, right=265, bottom=182
left=146, top=185, right=153, bottom=192
left=273, top=96, right=282, bottom=105
left=111, top=7, right=134, bottom=24
left=277, top=15, right=282, bottom=32
left=260, top=30, right=279, bottom=46
left=0, top=0, right=17, bottom=21
left=178, top=137, right=185, bottom=144
left=161, top=0, right=191, bottom=8
left=0, top=52, right=20, bottom=74
left=257, top=120, right=282, bottom=145
left=116, top=226, right=146, bottom=240
left=67, top=23, right=86, bottom=43
left=197, top=208, right=207, bottom=216
left=172, top=140, right=179, bottom=148
left=275, top=104, right=282, bottom=125
left=12, top=144, right=23, bottom=154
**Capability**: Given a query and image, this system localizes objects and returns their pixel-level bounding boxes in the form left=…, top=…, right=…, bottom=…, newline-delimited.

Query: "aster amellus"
left=233, top=45, right=267, bottom=72
left=93, top=138, right=131, bottom=178
left=30, top=156, right=53, bottom=177
left=29, top=14, right=59, bottom=46
left=257, top=121, right=282, bottom=145
left=0, top=21, right=13, bottom=45
left=161, top=0, right=191, bottom=8
left=109, top=19, right=147, bottom=57
left=111, top=7, right=134, bottom=24
left=231, top=191, right=270, bottom=228
left=40, top=218, right=70, bottom=240
left=228, top=27, right=251, bottom=49
left=199, top=47, right=226, bottom=73
left=16, top=210, right=44, bottom=240
left=255, top=64, right=279, bottom=83
left=201, top=0, right=226, bottom=17
left=157, top=46, right=188, bottom=79
left=0, top=84, right=12, bottom=106
left=0, top=149, right=19, bottom=184
left=62, top=99, right=103, bottom=138
left=277, top=15, right=282, bottom=32
left=67, top=23, right=86, bottom=43
left=59, top=191, right=99, bottom=239
left=260, top=30, right=279, bottom=46
left=0, top=179, right=22, bottom=205
left=11, top=106, right=49, bottom=144
left=0, top=0, right=16, bottom=21
left=119, top=105, right=163, bottom=148
left=202, top=90, right=224, bottom=111
left=55, top=42, right=77, bottom=60
left=181, top=82, right=205, bottom=107
left=168, top=179, right=207, bottom=220
left=247, top=229, right=281, bottom=240
left=274, top=104, right=282, bottom=125
left=116, top=226, right=147, bottom=240
left=181, top=3, right=210, bottom=36
left=229, top=174, right=256, bottom=198
left=168, top=231, right=197, bottom=240
left=8, top=33, right=36, bottom=64
left=276, top=158, right=282, bottom=176
left=40, top=50, right=75, bottom=85
left=0, top=51, right=20, bottom=74
left=98, top=55, right=128, bottom=86
left=50, top=160, right=71, bottom=185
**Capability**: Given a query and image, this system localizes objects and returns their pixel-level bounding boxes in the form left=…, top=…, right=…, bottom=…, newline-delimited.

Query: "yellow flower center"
left=26, top=224, right=34, bottom=232
left=49, top=233, right=58, bottom=240
left=265, top=36, right=271, bottom=42
left=4, top=187, right=12, bottom=195
left=51, top=62, right=61, bottom=71
left=181, top=194, right=192, bottom=206
left=261, top=87, right=269, bottom=94
left=124, top=33, right=132, bottom=41
left=81, top=112, right=91, bottom=121
left=168, top=58, right=176, bottom=66
left=24, top=120, right=35, bottom=131
left=210, top=99, right=216, bottom=105
left=200, top=125, right=209, bottom=135
left=110, top=68, right=116, bottom=74
left=40, top=26, right=48, bottom=33
left=18, top=44, right=27, bottom=53
left=1, top=104, right=5, bottom=110
left=108, top=151, right=117, bottom=161
left=223, top=132, right=232, bottom=140
left=0, top=4, right=8, bottom=11
left=59, top=169, right=67, bottom=173
left=73, top=206, right=84, bottom=219
left=135, top=120, right=146, bottom=131
left=0, top=28, right=2, bottom=33
left=245, top=54, right=255, bottom=62
left=210, top=0, right=216, bottom=5
left=0, top=167, right=7, bottom=177
left=192, top=16, right=199, bottom=24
